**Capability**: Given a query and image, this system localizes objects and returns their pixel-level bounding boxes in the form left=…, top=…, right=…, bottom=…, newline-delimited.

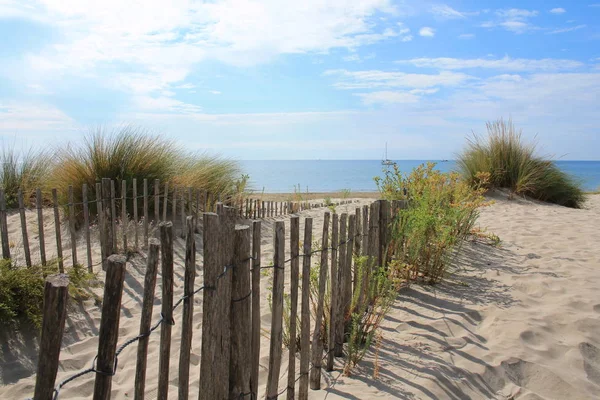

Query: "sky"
left=0, top=0, right=599, bottom=160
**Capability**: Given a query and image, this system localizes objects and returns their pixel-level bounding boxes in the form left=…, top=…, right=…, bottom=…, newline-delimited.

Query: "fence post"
left=33, top=274, right=69, bottom=400
left=163, top=182, right=169, bottom=221
left=335, top=213, right=347, bottom=358
left=143, top=179, right=149, bottom=247
left=310, top=212, right=330, bottom=390
left=180, top=191, right=186, bottom=238
left=154, top=179, right=160, bottom=224
left=230, top=224, right=251, bottom=398
left=0, top=189, right=9, bottom=259
left=178, top=217, right=196, bottom=400
left=158, top=222, right=174, bottom=400
left=111, top=180, right=117, bottom=252
left=344, top=214, right=355, bottom=327
left=122, top=180, right=128, bottom=252
left=37, top=188, right=47, bottom=266
left=367, top=201, right=380, bottom=304
left=67, top=186, right=77, bottom=267
left=327, top=213, right=339, bottom=369
left=199, top=212, right=232, bottom=400
left=18, top=189, right=32, bottom=267
left=298, top=218, right=313, bottom=400
left=378, top=199, right=390, bottom=269
left=361, top=205, right=369, bottom=257
left=171, top=186, right=177, bottom=224
left=96, top=182, right=104, bottom=261
left=194, top=189, right=200, bottom=233
left=101, top=178, right=113, bottom=270
left=93, top=255, right=127, bottom=400
left=354, top=207, right=361, bottom=258
left=287, top=216, right=300, bottom=398
left=266, top=221, right=285, bottom=399
left=52, top=189, right=64, bottom=273
left=250, top=220, right=261, bottom=398
left=134, top=239, right=160, bottom=400
left=83, top=185, right=92, bottom=271
left=133, top=179, right=139, bottom=251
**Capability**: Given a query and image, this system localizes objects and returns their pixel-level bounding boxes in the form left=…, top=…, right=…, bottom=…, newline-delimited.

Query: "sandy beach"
left=1, top=193, right=599, bottom=399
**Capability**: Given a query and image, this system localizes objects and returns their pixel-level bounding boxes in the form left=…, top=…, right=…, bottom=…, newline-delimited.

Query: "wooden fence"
left=27, top=196, right=402, bottom=400
left=0, top=178, right=357, bottom=270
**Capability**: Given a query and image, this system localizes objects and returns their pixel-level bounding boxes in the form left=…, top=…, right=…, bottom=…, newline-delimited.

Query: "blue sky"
left=0, top=0, right=599, bottom=160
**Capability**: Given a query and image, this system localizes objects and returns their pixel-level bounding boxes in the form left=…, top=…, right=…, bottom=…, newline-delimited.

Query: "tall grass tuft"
left=457, top=118, right=585, bottom=208
left=0, top=145, right=51, bottom=208
left=47, top=126, right=243, bottom=220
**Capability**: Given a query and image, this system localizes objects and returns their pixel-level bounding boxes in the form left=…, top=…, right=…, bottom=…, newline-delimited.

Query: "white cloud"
left=550, top=8, right=566, bottom=14
left=397, top=56, right=584, bottom=71
left=397, top=22, right=413, bottom=42
left=356, top=91, right=420, bottom=105
left=174, top=83, right=196, bottom=89
left=343, top=54, right=361, bottom=62
left=482, top=8, right=539, bottom=33
left=132, top=95, right=203, bottom=114
left=548, top=24, right=586, bottom=34
left=324, top=69, right=472, bottom=90
left=419, top=27, right=436, bottom=37
left=210, top=90, right=222, bottom=95
left=6, top=0, right=400, bottom=99
left=0, top=101, right=76, bottom=132
left=430, top=4, right=479, bottom=19
left=458, top=33, right=475, bottom=39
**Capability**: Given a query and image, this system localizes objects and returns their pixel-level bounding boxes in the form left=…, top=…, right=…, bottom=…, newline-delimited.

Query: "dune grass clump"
left=457, top=118, right=585, bottom=208
left=376, top=162, right=487, bottom=284
left=48, top=126, right=243, bottom=220
left=0, top=146, right=51, bottom=208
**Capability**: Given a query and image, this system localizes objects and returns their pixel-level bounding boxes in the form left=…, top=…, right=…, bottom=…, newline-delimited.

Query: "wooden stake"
left=178, top=217, right=196, bottom=400
left=310, top=212, right=330, bottom=390
left=250, top=220, right=261, bottom=398
left=143, top=179, right=149, bottom=247
left=199, top=212, right=232, bottom=400
left=158, top=222, right=174, bottom=400
left=163, top=181, right=169, bottom=222
left=287, top=216, right=300, bottom=398
left=67, top=186, right=77, bottom=267
left=93, top=255, right=127, bottom=400
left=37, top=188, right=47, bottom=266
left=82, top=185, right=92, bottom=271
left=328, top=213, right=339, bottom=368
left=52, top=189, right=64, bottom=273
left=18, top=189, right=32, bottom=267
left=111, top=180, right=117, bottom=252
left=33, top=274, right=69, bottom=400
left=134, top=238, right=159, bottom=400
left=266, top=221, right=285, bottom=399
left=122, top=180, right=127, bottom=252
left=335, top=214, right=347, bottom=358
left=133, top=178, right=139, bottom=250
left=0, top=189, right=9, bottom=259
left=154, top=179, right=160, bottom=224
left=298, top=218, right=313, bottom=400
left=230, top=224, right=251, bottom=399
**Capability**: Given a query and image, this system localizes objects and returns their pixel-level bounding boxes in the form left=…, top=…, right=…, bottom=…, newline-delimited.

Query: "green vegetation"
left=376, top=162, right=487, bottom=284
left=0, top=259, right=98, bottom=328
left=457, top=118, right=585, bottom=208
left=0, top=145, right=50, bottom=208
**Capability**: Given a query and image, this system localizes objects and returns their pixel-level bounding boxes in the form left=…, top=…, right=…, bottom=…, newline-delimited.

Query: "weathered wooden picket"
left=23, top=182, right=400, bottom=400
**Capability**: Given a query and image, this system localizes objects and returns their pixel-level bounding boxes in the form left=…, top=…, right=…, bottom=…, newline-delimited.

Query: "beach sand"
left=1, top=193, right=599, bottom=399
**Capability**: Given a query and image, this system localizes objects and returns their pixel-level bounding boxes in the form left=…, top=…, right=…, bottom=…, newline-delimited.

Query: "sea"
left=239, top=160, right=600, bottom=193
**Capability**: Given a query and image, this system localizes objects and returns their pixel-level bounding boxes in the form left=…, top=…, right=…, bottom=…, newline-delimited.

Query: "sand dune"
left=1, top=194, right=599, bottom=399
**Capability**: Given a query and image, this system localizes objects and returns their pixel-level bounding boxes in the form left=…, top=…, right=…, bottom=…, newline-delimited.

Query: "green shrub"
left=376, top=162, right=487, bottom=284
left=0, top=145, right=51, bottom=208
left=0, top=259, right=97, bottom=328
left=457, top=118, right=585, bottom=208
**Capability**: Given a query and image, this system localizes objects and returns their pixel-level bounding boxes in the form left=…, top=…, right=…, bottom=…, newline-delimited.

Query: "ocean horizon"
left=239, top=160, right=600, bottom=193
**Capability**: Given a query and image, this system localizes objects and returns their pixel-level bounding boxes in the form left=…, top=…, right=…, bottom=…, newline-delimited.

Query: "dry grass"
left=457, top=118, right=585, bottom=208
left=0, top=145, right=51, bottom=208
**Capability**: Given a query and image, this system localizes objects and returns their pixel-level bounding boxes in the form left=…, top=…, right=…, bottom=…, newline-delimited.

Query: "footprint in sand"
left=500, top=358, right=589, bottom=399
left=579, top=342, right=600, bottom=385
left=593, top=304, right=600, bottom=314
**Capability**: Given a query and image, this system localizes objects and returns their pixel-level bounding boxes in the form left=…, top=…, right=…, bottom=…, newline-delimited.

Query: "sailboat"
left=382, top=143, right=395, bottom=166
